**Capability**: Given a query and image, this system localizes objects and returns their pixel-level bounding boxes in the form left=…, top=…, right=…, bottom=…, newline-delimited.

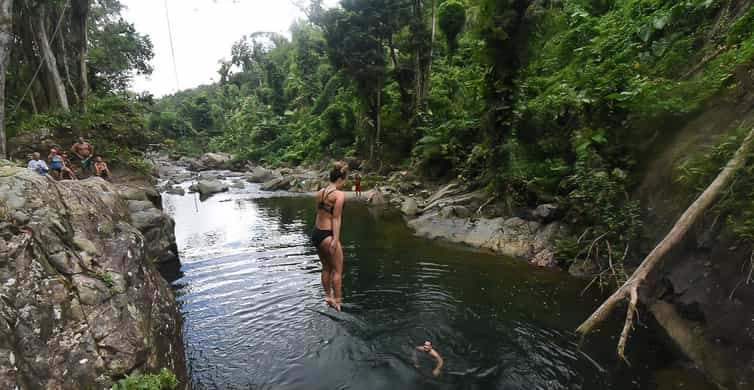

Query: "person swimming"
left=414, top=341, right=444, bottom=377
left=312, top=162, right=348, bottom=311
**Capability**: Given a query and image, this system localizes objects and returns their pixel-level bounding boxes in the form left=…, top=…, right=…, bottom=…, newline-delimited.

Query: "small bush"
left=112, top=368, right=178, bottom=390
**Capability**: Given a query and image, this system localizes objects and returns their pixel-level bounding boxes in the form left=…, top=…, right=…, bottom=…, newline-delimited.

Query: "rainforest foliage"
left=1, top=0, right=155, bottom=170
left=5, top=0, right=754, bottom=269
left=145, top=0, right=754, bottom=267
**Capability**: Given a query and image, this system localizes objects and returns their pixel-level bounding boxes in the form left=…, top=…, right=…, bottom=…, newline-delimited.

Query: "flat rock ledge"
left=0, top=169, right=189, bottom=389
left=407, top=212, right=566, bottom=267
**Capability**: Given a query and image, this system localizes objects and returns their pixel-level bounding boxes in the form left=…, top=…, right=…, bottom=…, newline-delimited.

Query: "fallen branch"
left=576, top=125, right=754, bottom=359
left=476, top=195, right=497, bottom=215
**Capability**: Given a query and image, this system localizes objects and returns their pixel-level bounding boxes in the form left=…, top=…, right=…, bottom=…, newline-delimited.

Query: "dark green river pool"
left=161, top=179, right=714, bottom=390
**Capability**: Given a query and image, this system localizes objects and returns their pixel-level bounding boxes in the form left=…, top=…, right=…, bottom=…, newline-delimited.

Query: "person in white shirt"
left=27, top=152, right=49, bottom=175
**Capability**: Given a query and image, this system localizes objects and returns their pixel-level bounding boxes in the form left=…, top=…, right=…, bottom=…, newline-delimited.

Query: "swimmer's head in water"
left=329, top=161, right=348, bottom=185
left=422, top=341, right=433, bottom=352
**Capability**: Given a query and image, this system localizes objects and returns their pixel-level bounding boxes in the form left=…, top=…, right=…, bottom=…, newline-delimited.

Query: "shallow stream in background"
left=161, top=179, right=714, bottom=390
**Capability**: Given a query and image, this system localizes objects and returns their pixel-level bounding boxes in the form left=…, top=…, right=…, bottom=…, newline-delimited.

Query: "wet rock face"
left=648, top=229, right=754, bottom=389
left=0, top=171, right=189, bottom=389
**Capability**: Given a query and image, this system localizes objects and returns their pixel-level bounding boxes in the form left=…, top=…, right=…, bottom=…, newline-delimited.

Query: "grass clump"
left=112, top=368, right=178, bottom=390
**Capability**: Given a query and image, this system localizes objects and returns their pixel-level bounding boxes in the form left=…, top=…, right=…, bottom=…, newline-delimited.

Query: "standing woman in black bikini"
left=312, top=162, right=348, bottom=311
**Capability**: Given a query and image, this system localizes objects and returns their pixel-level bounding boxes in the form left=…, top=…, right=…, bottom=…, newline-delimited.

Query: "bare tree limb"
left=577, top=125, right=754, bottom=358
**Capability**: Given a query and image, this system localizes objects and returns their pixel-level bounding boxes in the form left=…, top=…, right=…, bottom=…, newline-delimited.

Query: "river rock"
left=261, top=176, right=292, bottom=191
left=116, top=184, right=161, bottom=207
left=189, top=179, right=229, bottom=196
left=176, top=156, right=195, bottom=167
left=401, top=197, right=419, bottom=216
left=126, top=200, right=178, bottom=264
left=189, top=152, right=232, bottom=171
left=245, top=166, right=276, bottom=183
left=533, top=203, right=559, bottom=221
left=531, top=248, right=557, bottom=268
left=165, top=186, right=186, bottom=195
left=0, top=171, right=188, bottom=389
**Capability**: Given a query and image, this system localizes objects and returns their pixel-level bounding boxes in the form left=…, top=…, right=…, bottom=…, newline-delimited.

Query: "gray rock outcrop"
left=407, top=212, right=565, bottom=267
left=244, top=166, right=276, bottom=183
left=126, top=200, right=178, bottom=264
left=188, top=152, right=232, bottom=171
left=260, top=176, right=293, bottom=191
left=0, top=169, right=188, bottom=389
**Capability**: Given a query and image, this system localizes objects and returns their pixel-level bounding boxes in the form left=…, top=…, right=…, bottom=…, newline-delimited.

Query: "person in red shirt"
left=354, top=172, right=362, bottom=198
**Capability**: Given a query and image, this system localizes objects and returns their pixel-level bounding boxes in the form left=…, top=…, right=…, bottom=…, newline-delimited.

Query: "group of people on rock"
left=313, top=162, right=444, bottom=377
left=26, top=137, right=111, bottom=180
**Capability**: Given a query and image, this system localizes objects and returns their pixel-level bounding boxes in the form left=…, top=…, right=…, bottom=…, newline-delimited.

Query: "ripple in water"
left=162, top=181, right=709, bottom=390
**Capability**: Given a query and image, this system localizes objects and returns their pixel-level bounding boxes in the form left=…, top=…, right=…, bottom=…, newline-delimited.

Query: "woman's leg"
left=318, top=236, right=334, bottom=304
left=330, top=242, right=344, bottom=311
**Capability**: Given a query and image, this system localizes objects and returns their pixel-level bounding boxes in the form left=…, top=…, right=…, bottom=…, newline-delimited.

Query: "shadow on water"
left=161, top=182, right=715, bottom=390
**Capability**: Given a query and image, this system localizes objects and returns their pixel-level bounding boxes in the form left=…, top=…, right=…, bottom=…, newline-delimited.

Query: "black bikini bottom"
left=311, top=228, right=333, bottom=249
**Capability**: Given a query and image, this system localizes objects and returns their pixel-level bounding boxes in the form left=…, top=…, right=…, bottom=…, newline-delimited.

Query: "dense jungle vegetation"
left=0, top=0, right=155, bottom=171
left=3, top=0, right=754, bottom=270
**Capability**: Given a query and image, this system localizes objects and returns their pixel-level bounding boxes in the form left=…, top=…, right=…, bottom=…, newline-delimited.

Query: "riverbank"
left=155, top=152, right=571, bottom=272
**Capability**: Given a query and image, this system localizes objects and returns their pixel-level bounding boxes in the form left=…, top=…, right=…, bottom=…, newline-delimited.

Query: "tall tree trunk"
left=20, top=12, right=49, bottom=111
left=33, top=7, right=69, bottom=112
left=428, top=0, right=436, bottom=78
left=54, top=19, right=79, bottom=106
left=0, top=0, right=12, bottom=158
left=376, top=88, right=381, bottom=162
left=413, top=0, right=429, bottom=110
left=71, top=0, right=88, bottom=111
left=576, top=125, right=754, bottom=362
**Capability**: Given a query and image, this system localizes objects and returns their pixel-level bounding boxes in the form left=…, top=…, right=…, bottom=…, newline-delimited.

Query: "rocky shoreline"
left=156, top=152, right=570, bottom=270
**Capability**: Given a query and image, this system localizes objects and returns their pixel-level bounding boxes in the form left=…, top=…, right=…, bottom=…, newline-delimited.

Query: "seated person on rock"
left=27, top=152, right=49, bottom=175
left=94, top=156, right=111, bottom=179
left=48, top=148, right=65, bottom=179
left=70, top=136, right=94, bottom=175
left=413, top=341, right=444, bottom=377
left=59, top=152, right=77, bottom=180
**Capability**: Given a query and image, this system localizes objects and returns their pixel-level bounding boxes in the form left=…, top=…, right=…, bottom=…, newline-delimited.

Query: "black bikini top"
left=318, top=188, right=337, bottom=214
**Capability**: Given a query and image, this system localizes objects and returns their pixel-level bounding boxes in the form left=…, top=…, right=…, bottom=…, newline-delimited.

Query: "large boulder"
left=125, top=199, right=178, bottom=264
left=116, top=184, right=162, bottom=207
left=189, top=179, right=229, bottom=197
left=260, top=176, right=293, bottom=191
left=188, top=152, right=232, bottom=171
left=244, top=166, right=276, bottom=183
left=0, top=172, right=188, bottom=389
